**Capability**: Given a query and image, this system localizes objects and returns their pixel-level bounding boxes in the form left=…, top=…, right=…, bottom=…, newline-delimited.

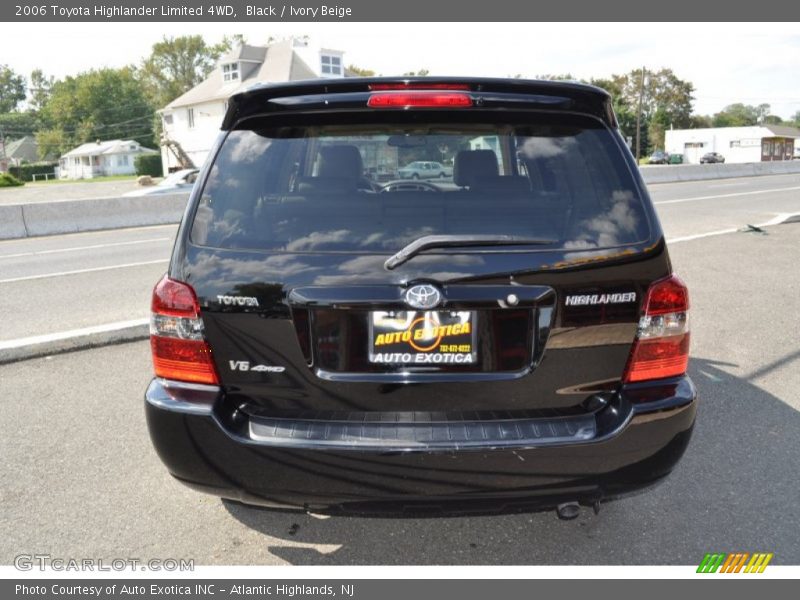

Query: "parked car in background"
left=700, top=152, right=725, bottom=164
left=398, top=160, right=452, bottom=179
left=647, top=150, right=670, bottom=165
left=123, top=168, right=199, bottom=196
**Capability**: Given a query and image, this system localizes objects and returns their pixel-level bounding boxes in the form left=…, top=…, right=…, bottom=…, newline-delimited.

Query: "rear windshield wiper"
left=385, top=234, right=556, bottom=270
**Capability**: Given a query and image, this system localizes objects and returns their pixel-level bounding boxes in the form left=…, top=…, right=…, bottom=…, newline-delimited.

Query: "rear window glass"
left=191, top=113, right=649, bottom=252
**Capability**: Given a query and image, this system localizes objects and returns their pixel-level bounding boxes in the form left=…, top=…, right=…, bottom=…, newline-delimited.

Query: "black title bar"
left=3, top=0, right=800, bottom=21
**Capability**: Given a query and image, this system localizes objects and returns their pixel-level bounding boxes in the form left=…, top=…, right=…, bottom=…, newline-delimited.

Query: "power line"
left=0, top=113, right=156, bottom=137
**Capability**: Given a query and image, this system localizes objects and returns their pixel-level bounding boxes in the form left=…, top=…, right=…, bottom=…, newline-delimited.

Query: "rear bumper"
left=145, top=377, right=696, bottom=514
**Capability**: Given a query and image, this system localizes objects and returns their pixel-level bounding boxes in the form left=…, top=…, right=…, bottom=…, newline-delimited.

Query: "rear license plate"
left=368, top=310, right=478, bottom=365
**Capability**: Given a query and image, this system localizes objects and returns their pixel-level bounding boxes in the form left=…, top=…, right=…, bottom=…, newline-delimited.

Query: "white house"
left=59, top=139, right=157, bottom=179
left=159, top=37, right=347, bottom=174
left=665, top=125, right=799, bottom=164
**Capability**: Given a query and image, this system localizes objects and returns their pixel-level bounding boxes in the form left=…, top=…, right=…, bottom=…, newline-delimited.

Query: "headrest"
left=453, top=150, right=499, bottom=187
left=317, top=145, right=364, bottom=180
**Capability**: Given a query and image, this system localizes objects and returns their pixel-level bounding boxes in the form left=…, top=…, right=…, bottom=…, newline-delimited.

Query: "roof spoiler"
left=221, top=77, right=617, bottom=130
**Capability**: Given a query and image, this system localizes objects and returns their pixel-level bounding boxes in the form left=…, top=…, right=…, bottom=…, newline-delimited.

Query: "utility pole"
left=0, top=128, right=7, bottom=172
left=635, top=66, right=646, bottom=162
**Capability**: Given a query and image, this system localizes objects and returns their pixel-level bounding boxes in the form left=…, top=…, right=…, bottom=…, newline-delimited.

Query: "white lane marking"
left=646, top=172, right=800, bottom=188
left=707, top=182, right=747, bottom=188
left=0, top=223, right=178, bottom=248
left=0, top=318, right=148, bottom=350
left=667, top=212, right=800, bottom=244
left=668, top=229, right=739, bottom=243
left=0, top=259, right=168, bottom=284
left=654, top=186, right=800, bottom=206
left=0, top=237, right=171, bottom=259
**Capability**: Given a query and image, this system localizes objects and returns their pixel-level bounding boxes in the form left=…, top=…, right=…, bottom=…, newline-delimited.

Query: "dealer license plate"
left=368, top=310, right=478, bottom=365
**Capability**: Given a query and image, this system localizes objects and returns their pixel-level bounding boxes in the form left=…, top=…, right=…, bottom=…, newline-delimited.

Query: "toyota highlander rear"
left=145, top=78, right=696, bottom=517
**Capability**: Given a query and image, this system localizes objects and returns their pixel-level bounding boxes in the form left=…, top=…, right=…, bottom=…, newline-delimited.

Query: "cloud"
left=564, top=190, right=640, bottom=250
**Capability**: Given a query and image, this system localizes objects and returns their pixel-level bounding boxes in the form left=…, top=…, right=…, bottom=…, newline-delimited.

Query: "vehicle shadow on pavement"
left=222, top=355, right=800, bottom=565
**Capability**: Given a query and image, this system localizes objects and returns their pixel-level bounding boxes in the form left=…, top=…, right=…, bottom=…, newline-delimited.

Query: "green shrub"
left=8, top=162, right=58, bottom=182
left=0, top=172, right=24, bottom=187
left=135, top=153, right=163, bottom=177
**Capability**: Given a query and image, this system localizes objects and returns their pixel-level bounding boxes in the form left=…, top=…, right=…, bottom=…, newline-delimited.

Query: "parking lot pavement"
left=1, top=222, right=798, bottom=566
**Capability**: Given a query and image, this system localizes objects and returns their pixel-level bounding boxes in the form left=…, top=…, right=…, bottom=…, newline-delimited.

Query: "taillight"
left=367, top=92, right=472, bottom=108
left=623, top=275, right=690, bottom=383
left=150, top=275, right=219, bottom=385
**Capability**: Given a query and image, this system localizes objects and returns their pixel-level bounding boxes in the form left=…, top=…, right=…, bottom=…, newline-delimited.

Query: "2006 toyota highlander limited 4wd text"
left=145, top=78, right=696, bottom=518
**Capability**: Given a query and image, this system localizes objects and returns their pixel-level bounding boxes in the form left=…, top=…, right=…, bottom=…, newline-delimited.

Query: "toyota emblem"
left=404, top=284, right=442, bottom=309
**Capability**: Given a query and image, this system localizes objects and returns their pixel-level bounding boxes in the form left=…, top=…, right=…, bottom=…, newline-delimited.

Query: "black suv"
left=145, top=78, right=696, bottom=517
left=700, top=152, right=725, bottom=164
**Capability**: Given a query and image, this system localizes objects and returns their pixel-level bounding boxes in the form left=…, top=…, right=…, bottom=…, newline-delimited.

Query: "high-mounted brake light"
left=367, top=92, right=473, bottom=108
left=368, top=83, right=471, bottom=91
left=150, top=275, right=219, bottom=385
left=623, top=275, right=690, bottom=383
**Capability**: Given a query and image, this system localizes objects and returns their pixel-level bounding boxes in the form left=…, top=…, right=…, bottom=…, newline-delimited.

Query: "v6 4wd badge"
left=229, top=361, right=285, bottom=373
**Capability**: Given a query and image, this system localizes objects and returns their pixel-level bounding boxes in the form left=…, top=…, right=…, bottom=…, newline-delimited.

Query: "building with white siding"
left=159, top=37, right=346, bottom=174
left=58, top=139, right=157, bottom=179
left=665, top=125, right=799, bottom=164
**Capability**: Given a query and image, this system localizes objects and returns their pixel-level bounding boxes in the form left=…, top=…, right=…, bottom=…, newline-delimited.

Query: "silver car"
left=397, top=161, right=452, bottom=179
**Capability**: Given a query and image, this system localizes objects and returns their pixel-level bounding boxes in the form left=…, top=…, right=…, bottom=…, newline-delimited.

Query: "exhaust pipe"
left=556, top=502, right=581, bottom=520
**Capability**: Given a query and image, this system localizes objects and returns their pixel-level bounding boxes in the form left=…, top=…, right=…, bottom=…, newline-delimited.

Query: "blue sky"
left=2, top=22, right=799, bottom=118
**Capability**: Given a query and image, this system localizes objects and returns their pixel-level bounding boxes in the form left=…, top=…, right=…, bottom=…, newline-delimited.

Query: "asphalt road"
left=0, top=225, right=175, bottom=341
left=1, top=173, right=799, bottom=565
left=650, top=172, right=800, bottom=239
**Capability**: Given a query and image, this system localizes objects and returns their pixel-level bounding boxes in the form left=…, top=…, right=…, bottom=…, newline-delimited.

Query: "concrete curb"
left=0, top=192, right=189, bottom=240
left=0, top=204, right=28, bottom=238
left=0, top=320, right=149, bottom=365
left=640, top=160, right=800, bottom=184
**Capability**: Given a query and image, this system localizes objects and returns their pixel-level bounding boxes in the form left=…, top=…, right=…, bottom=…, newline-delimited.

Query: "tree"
left=791, top=111, right=800, bottom=127
left=535, top=73, right=579, bottom=81
left=595, top=68, right=694, bottom=155
left=647, top=108, right=672, bottom=153
left=688, top=114, right=712, bottom=129
left=37, top=67, right=155, bottom=156
left=590, top=75, right=638, bottom=144
left=0, top=111, right=39, bottom=138
left=762, top=115, right=784, bottom=125
left=755, top=103, right=771, bottom=124
left=28, top=69, right=54, bottom=113
left=34, top=128, right=66, bottom=161
left=211, top=34, right=248, bottom=57
left=402, top=69, right=430, bottom=76
left=614, top=68, right=695, bottom=131
left=140, top=35, right=244, bottom=107
left=0, top=65, right=26, bottom=112
left=711, top=103, right=761, bottom=127
left=347, top=64, right=376, bottom=77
